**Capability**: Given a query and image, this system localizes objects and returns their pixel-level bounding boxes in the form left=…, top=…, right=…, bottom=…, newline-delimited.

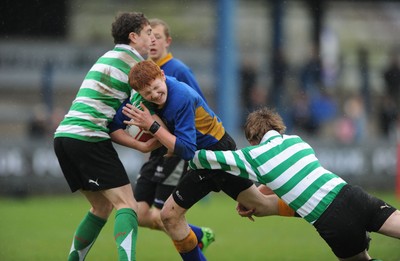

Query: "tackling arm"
left=237, top=184, right=298, bottom=220
left=123, top=102, right=177, bottom=154
left=109, top=129, right=160, bottom=153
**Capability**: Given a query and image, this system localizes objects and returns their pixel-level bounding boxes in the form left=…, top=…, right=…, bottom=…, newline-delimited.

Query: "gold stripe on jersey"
left=195, top=106, right=225, bottom=140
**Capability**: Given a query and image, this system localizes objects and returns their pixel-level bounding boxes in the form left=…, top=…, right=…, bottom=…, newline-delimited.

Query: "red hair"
left=129, top=60, right=163, bottom=91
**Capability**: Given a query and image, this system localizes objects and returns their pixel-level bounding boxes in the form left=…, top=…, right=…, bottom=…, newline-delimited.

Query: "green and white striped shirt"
left=55, top=44, right=143, bottom=142
left=189, top=130, right=347, bottom=224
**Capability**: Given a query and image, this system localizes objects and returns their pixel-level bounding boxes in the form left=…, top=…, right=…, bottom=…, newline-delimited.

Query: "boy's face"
left=138, top=72, right=168, bottom=107
left=149, top=24, right=171, bottom=62
left=132, top=24, right=155, bottom=57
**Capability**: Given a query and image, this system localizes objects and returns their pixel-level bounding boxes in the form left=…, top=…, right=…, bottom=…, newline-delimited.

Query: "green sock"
left=68, top=211, right=107, bottom=261
left=114, top=208, right=138, bottom=261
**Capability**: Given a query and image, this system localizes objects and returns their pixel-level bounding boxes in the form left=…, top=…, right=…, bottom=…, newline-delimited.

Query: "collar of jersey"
left=260, top=130, right=282, bottom=144
left=155, top=52, right=173, bottom=67
left=114, top=44, right=144, bottom=62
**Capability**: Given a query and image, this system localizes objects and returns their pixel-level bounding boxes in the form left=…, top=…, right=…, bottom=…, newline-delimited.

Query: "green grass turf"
left=0, top=191, right=399, bottom=261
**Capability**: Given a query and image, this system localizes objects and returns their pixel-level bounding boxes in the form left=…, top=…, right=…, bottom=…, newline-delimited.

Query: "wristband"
left=149, top=121, right=161, bottom=134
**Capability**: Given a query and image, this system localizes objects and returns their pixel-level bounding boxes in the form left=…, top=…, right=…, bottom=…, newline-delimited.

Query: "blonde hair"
left=244, top=107, right=286, bottom=144
left=129, top=60, right=163, bottom=91
left=149, top=18, right=171, bottom=38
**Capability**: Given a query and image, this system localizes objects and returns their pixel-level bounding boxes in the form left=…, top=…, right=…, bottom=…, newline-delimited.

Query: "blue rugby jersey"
left=155, top=76, right=224, bottom=160
left=108, top=76, right=225, bottom=160
left=156, top=53, right=207, bottom=102
left=108, top=53, right=207, bottom=138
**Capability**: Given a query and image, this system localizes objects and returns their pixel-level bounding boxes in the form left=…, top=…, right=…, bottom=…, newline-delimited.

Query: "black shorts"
left=313, top=184, right=397, bottom=258
left=172, top=132, right=254, bottom=209
left=54, top=137, right=130, bottom=192
left=134, top=147, right=187, bottom=209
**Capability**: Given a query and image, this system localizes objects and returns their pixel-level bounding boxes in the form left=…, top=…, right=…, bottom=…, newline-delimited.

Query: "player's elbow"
left=181, top=148, right=196, bottom=161
left=174, top=143, right=196, bottom=160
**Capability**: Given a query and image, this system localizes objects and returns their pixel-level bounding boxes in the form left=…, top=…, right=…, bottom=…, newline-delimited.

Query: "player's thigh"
left=154, top=183, right=176, bottom=209
left=219, top=171, right=254, bottom=200
left=170, top=169, right=217, bottom=210
left=314, top=185, right=371, bottom=258
left=55, top=138, right=130, bottom=191
left=54, top=137, right=84, bottom=192
left=161, top=194, right=188, bottom=221
left=137, top=201, right=151, bottom=216
left=377, top=209, right=400, bottom=237
left=134, top=174, right=157, bottom=206
left=102, top=183, right=137, bottom=211
left=81, top=190, right=113, bottom=219
left=357, top=186, right=399, bottom=236
left=338, top=250, right=370, bottom=261
left=136, top=201, right=153, bottom=226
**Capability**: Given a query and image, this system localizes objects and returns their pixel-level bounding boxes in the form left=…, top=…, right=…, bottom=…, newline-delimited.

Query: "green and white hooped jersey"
left=189, top=130, right=347, bottom=224
left=55, top=44, right=143, bottom=142
left=129, top=92, right=156, bottom=115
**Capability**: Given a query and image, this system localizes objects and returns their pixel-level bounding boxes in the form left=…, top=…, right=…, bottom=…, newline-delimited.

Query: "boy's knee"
left=152, top=211, right=164, bottom=230
left=160, top=207, right=171, bottom=223
left=91, top=202, right=113, bottom=219
left=160, top=207, right=178, bottom=228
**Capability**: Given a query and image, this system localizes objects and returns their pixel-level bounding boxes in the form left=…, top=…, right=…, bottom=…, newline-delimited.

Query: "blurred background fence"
left=1, top=0, right=400, bottom=195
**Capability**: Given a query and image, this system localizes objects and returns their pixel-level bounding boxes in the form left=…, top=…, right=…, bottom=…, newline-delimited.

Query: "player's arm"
left=109, top=129, right=160, bottom=153
left=123, top=102, right=177, bottom=153
left=123, top=102, right=196, bottom=160
left=257, top=185, right=298, bottom=217
left=108, top=99, right=162, bottom=152
left=237, top=185, right=299, bottom=219
left=257, top=184, right=274, bottom=195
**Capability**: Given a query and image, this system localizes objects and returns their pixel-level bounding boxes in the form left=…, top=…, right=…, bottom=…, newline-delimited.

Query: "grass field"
left=0, top=191, right=399, bottom=261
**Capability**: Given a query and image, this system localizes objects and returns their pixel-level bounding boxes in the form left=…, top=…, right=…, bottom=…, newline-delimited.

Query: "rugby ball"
left=125, top=124, right=153, bottom=142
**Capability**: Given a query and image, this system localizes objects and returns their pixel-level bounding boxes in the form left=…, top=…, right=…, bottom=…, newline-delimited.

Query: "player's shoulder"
left=166, top=76, right=193, bottom=93
left=169, top=57, right=188, bottom=67
left=166, top=75, right=186, bottom=87
left=167, top=58, right=193, bottom=74
left=166, top=77, right=196, bottom=102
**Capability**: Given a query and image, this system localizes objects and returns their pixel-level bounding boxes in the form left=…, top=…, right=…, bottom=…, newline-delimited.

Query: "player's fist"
left=236, top=203, right=255, bottom=221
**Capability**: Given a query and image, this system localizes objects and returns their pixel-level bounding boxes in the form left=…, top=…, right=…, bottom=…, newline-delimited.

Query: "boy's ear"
left=166, top=36, right=172, bottom=48
left=128, top=32, right=138, bottom=44
left=161, top=70, right=166, bottom=80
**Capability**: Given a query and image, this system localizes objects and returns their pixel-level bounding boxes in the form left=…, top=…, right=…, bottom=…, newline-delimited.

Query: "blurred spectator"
left=379, top=95, right=397, bottom=138
left=249, top=85, right=267, bottom=111
left=380, top=48, right=400, bottom=137
left=28, top=104, right=48, bottom=139
left=299, top=46, right=321, bottom=99
left=309, top=89, right=337, bottom=134
left=335, top=95, right=367, bottom=144
left=290, top=90, right=314, bottom=134
left=269, top=48, right=288, bottom=111
left=290, top=89, right=337, bottom=136
left=320, top=27, right=341, bottom=89
left=290, top=44, right=339, bottom=136
left=240, top=60, right=258, bottom=123
left=28, top=104, right=65, bottom=139
left=358, top=47, right=371, bottom=114
left=50, top=107, right=66, bottom=134
left=383, top=49, right=400, bottom=101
